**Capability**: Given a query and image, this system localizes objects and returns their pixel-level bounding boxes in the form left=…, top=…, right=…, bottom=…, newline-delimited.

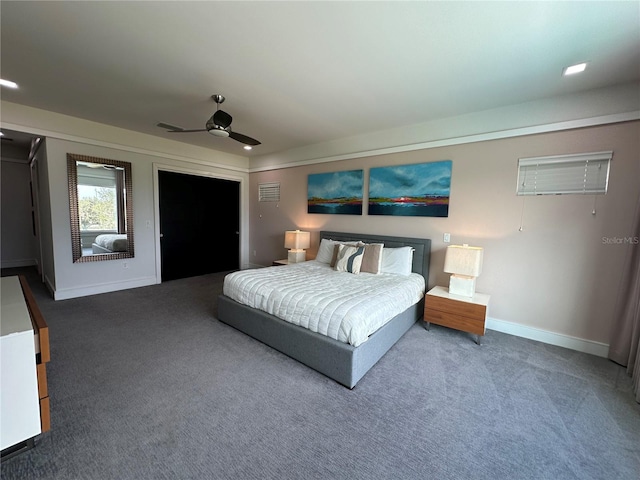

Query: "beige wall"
left=249, top=121, right=640, bottom=347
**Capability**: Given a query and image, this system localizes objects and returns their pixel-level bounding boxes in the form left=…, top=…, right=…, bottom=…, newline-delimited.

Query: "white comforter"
left=223, top=261, right=425, bottom=347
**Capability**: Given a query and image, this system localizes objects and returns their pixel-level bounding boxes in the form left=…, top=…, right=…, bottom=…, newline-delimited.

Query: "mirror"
left=67, top=153, right=134, bottom=263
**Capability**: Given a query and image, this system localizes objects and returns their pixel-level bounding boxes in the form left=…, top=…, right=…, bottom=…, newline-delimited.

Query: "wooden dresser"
left=0, top=276, right=50, bottom=457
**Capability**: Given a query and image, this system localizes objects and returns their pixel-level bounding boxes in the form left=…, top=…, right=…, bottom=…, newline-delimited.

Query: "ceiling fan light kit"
left=158, top=93, right=260, bottom=147
left=208, top=127, right=230, bottom=138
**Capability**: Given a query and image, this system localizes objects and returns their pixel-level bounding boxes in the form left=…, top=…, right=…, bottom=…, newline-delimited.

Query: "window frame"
left=516, top=151, right=612, bottom=196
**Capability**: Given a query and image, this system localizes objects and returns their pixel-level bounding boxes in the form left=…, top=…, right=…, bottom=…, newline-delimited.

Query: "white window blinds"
left=517, top=151, right=612, bottom=196
left=258, top=182, right=280, bottom=202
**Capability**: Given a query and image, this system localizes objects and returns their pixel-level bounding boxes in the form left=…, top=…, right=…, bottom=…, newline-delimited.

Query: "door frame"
left=29, top=157, right=44, bottom=282
left=152, top=163, right=246, bottom=284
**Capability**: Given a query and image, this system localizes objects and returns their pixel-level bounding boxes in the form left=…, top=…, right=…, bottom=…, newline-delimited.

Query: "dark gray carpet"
left=1, top=268, right=639, bottom=479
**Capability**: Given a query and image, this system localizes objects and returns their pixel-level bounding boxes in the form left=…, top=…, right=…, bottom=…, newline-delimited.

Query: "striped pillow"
left=334, top=244, right=366, bottom=274
left=329, top=242, right=361, bottom=268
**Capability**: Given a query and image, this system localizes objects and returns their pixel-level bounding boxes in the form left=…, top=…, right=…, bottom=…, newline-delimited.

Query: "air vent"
left=259, top=182, right=280, bottom=202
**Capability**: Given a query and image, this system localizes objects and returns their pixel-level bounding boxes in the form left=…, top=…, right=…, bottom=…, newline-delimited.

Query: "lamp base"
left=449, top=274, right=476, bottom=297
left=288, top=250, right=306, bottom=263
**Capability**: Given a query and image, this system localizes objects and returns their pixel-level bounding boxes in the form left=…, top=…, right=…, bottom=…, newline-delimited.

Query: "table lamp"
left=284, top=230, right=311, bottom=263
left=444, top=244, right=484, bottom=297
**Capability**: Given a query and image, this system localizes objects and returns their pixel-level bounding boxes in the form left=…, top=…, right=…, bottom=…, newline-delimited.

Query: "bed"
left=91, top=234, right=128, bottom=254
left=217, top=231, right=431, bottom=388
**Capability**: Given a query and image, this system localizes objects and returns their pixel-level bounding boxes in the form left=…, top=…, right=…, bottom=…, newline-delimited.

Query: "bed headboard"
left=319, top=231, right=431, bottom=283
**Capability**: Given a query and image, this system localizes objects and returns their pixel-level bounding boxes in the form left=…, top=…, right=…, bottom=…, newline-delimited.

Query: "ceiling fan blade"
left=157, top=122, right=207, bottom=133
left=229, top=131, right=261, bottom=146
left=167, top=129, right=208, bottom=133
left=213, top=110, right=233, bottom=129
left=156, top=122, right=184, bottom=131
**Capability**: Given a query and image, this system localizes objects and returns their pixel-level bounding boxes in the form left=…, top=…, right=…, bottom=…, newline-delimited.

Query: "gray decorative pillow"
left=334, top=244, right=366, bottom=274
left=360, top=243, right=384, bottom=274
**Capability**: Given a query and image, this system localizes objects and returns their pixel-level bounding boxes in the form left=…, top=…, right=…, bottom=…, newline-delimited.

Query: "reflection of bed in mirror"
left=91, top=234, right=128, bottom=254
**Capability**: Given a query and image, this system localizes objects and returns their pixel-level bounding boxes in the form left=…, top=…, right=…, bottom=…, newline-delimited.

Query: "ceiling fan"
left=157, top=94, right=260, bottom=146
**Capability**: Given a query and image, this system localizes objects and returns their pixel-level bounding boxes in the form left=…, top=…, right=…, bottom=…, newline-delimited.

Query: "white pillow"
left=380, top=246, right=414, bottom=276
left=334, top=244, right=366, bottom=274
left=315, top=239, right=338, bottom=264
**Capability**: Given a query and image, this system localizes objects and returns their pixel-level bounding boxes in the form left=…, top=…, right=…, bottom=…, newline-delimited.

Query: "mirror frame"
left=67, top=153, right=135, bottom=263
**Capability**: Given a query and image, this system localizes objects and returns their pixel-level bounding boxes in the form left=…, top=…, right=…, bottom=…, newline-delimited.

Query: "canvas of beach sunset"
left=368, top=160, right=452, bottom=217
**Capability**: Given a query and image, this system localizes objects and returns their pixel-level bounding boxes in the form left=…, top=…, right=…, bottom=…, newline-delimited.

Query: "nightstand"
left=272, top=259, right=289, bottom=266
left=424, top=286, right=490, bottom=344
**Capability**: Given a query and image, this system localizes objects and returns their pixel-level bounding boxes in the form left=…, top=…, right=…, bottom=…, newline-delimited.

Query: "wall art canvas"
left=308, top=170, right=363, bottom=215
left=369, top=160, right=452, bottom=217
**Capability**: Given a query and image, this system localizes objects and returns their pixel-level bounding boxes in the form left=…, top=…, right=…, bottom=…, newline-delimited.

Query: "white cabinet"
left=1, top=276, right=49, bottom=453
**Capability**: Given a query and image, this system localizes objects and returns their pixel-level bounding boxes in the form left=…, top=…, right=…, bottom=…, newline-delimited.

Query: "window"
left=77, top=183, right=117, bottom=231
left=517, top=151, right=612, bottom=196
left=76, top=163, right=125, bottom=231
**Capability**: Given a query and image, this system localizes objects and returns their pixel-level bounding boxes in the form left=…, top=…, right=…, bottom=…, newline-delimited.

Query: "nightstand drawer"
left=425, top=294, right=486, bottom=319
left=424, top=309, right=485, bottom=336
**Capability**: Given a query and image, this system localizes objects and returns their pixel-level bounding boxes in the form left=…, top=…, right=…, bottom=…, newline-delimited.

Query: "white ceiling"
left=1, top=1, right=639, bottom=160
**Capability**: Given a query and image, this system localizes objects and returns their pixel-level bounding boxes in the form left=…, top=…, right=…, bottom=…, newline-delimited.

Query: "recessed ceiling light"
left=0, top=132, right=3, bottom=136
left=243, top=145, right=252, bottom=151
left=563, top=63, right=587, bottom=76
left=0, top=78, right=19, bottom=89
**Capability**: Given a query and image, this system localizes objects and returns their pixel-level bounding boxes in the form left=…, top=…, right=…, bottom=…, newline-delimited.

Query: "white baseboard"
left=53, top=276, right=157, bottom=300
left=1, top=258, right=37, bottom=269
left=486, top=317, right=609, bottom=358
left=44, top=274, right=56, bottom=298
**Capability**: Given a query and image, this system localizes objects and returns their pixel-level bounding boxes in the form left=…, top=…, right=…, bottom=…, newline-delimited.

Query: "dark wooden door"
left=159, top=170, right=239, bottom=281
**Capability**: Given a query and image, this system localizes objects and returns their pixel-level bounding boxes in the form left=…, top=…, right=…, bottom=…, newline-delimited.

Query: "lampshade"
left=284, top=230, right=310, bottom=264
left=444, top=245, right=483, bottom=277
left=284, top=230, right=310, bottom=250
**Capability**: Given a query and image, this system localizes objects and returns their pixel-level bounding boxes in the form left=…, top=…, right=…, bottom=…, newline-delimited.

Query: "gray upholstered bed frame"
left=217, top=231, right=431, bottom=388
